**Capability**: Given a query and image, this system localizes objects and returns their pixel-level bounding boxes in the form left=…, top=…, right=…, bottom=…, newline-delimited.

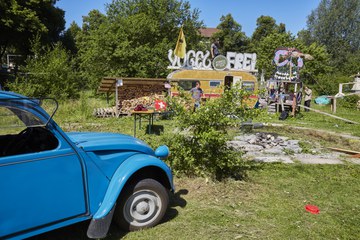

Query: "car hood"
left=66, top=132, right=155, bottom=155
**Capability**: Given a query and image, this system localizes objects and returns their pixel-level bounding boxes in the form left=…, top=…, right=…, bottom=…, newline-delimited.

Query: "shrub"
left=313, top=74, right=349, bottom=96
left=8, top=43, right=81, bottom=100
left=338, top=94, right=360, bottom=109
left=163, top=85, right=261, bottom=180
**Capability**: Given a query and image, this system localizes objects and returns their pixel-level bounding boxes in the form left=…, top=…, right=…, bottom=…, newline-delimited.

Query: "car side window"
left=0, top=106, right=59, bottom=157
left=0, top=106, right=27, bottom=134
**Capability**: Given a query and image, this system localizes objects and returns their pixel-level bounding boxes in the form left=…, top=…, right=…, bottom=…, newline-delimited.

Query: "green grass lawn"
left=31, top=94, right=360, bottom=240
left=119, top=164, right=360, bottom=240
left=33, top=164, right=360, bottom=240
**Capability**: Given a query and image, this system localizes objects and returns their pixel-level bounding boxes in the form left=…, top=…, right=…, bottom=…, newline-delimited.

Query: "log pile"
left=93, top=106, right=118, bottom=118
left=117, top=85, right=165, bottom=104
left=120, top=94, right=165, bottom=113
left=93, top=94, right=166, bottom=118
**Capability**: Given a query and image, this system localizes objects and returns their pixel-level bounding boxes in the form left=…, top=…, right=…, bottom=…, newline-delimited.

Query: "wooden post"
left=115, top=84, right=119, bottom=117
left=292, top=82, right=297, bottom=116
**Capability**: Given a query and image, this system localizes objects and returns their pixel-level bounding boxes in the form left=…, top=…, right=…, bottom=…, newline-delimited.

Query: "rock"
left=294, top=154, right=343, bottom=164
left=263, top=147, right=284, bottom=155
left=286, top=140, right=299, bottom=146
left=283, top=146, right=302, bottom=154
left=227, top=140, right=248, bottom=149
left=253, top=156, right=294, bottom=163
left=234, top=134, right=256, bottom=142
left=243, top=144, right=264, bottom=152
left=278, top=136, right=288, bottom=141
left=248, top=138, right=257, bottom=144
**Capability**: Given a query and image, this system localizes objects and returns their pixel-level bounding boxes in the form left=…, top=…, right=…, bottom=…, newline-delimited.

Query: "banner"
left=174, top=27, right=186, bottom=58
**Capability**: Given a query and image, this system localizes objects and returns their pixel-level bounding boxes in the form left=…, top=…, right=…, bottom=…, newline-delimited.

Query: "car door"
left=0, top=104, right=87, bottom=238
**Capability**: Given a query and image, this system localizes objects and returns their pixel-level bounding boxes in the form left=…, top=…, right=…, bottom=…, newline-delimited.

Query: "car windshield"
left=0, top=98, right=57, bottom=134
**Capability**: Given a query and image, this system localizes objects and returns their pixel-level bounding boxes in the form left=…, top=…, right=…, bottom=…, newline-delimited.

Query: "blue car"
left=0, top=91, right=174, bottom=239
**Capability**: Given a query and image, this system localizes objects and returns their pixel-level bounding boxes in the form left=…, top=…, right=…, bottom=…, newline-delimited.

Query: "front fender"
left=93, top=154, right=173, bottom=219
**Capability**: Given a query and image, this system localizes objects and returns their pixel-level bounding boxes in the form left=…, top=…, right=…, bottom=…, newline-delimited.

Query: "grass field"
left=31, top=93, right=360, bottom=240
left=120, top=164, right=360, bottom=240
left=33, top=164, right=360, bottom=240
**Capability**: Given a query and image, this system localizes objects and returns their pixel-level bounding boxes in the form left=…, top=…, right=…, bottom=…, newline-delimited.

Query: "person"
left=189, top=81, right=203, bottom=111
left=210, top=39, right=220, bottom=59
left=269, top=84, right=276, bottom=101
left=304, top=86, right=312, bottom=112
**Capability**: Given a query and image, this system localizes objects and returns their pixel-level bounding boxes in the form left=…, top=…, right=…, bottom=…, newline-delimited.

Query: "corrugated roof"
left=97, top=77, right=167, bottom=94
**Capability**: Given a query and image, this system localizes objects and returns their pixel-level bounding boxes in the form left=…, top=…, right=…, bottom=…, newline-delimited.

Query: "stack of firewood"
left=94, top=94, right=170, bottom=118
left=93, top=107, right=118, bottom=118
left=120, top=94, right=165, bottom=113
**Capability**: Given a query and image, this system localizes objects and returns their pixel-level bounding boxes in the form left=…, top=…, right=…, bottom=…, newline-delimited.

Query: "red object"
left=155, top=100, right=167, bottom=111
left=134, top=104, right=148, bottom=111
left=305, top=205, right=320, bottom=214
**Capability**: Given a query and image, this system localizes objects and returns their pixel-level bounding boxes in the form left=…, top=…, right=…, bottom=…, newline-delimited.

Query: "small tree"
left=163, top=85, right=261, bottom=180
left=9, top=43, right=80, bottom=99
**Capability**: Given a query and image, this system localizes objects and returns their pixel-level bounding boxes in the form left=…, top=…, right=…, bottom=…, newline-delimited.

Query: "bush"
left=338, top=94, right=360, bottom=109
left=313, top=74, right=349, bottom=96
left=8, top=43, right=81, bottom=99
left=163, top=85, right=261, bottom=180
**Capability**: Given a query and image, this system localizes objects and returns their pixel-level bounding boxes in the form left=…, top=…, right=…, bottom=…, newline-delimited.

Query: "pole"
left=115, top=83, right=119, bottom=117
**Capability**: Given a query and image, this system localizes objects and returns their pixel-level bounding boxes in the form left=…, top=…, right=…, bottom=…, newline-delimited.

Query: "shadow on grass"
left=28, top=189, right=188, bottom=240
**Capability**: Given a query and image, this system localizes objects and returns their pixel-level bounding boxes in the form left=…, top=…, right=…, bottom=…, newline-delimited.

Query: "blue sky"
left=56, top=0, right=320, bottom=36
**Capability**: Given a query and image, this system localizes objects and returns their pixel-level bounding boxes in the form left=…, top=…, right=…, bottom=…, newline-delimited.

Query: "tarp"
left=314, top=95, right=331, bottom=105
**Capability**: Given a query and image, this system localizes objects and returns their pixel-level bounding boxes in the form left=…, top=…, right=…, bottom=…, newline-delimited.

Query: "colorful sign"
left=212, top=55, right=228, bottom=70
left=167, top=49, right=257, bottom=72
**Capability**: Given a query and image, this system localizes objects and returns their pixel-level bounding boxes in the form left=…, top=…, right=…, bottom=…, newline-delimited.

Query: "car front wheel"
left=114, top=178, right=169, bottom=231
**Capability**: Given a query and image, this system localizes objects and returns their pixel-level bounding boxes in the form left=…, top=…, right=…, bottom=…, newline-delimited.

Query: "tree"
left=251, top=15, right=285, bottom=43
left=294, top=41, right=333, bottom=86
left=61, top=21, right=81, bottom=55
left=0, top=0, right=65, bottom=60
left=255, top=31, right=332, bottom=85
left=9, top=43, right=80, bottom=99
left=255, top=32, right=296, bottom=79
left=297, top=29, right=312, bottom=46
left=76, top=10, right=110, bottom=89
left=306, top=0, right=360, bottom=67
left=212, top=14, right=249, bottom=53
left=77, top=0, right=204, bottom=89
left=249, top=15, right=287, bottom=54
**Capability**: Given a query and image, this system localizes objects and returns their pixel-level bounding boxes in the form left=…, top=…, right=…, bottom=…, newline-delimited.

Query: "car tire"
left=114, top=178, right=169, bottom=231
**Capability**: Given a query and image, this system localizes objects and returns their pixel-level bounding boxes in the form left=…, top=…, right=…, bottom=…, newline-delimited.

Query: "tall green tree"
left=306, top=0, right=360, bottom=67
left=251, top=15, right=285, bottom=43
left=294, top=41, right=333, bottom=86
left=249, top=15, right=287, bottom=53
left=212, top=14, right=249, bottom=53
left=61, top=21, right=81, bottom=55
left=0, top=0, right=65, bottom=60
left=77, top=0, right=203, bottom=89
left=76, top=10, right=110, bottom=89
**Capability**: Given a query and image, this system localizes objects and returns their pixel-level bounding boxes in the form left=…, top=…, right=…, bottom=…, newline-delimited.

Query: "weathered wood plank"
left=327, top=147, right=360, bottom=155
left=298, top=104, right=359, bottom=124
